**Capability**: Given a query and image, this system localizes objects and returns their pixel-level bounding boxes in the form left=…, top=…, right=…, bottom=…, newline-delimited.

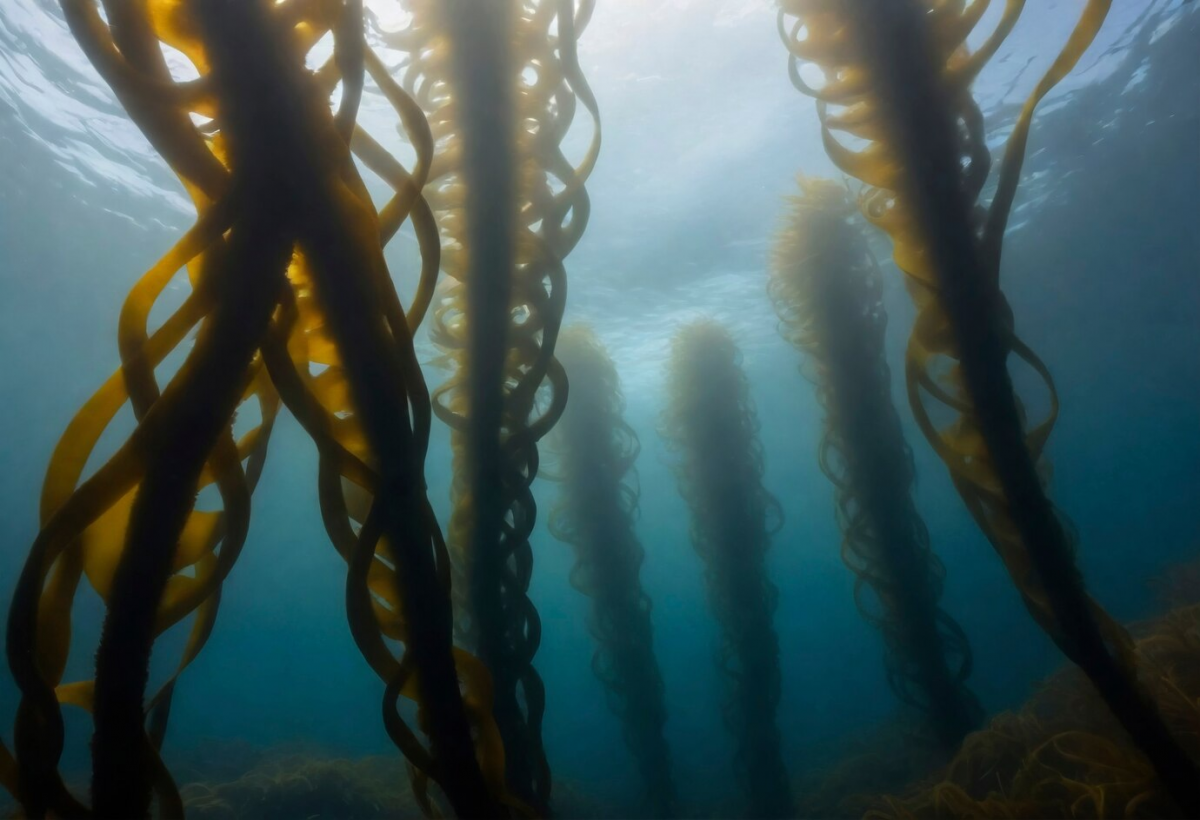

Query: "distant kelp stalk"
left=547, top=325, right=678, bottom=818
left=769, top=177, right=982, bottom=752
left=661, top=321, right=794, bottom=819
left=383, top=0, right=601, bottom=810
left=777, top=0, right=1199, bottom=810
left=3, top=0, right=510, bottom=817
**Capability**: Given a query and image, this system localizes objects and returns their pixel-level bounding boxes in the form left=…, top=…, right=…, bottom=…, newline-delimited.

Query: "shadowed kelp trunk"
left=661, top=321, right=794, bottom=820
left=390, top=0, right=601, bottom=809
left=769, top=177, right=982, bottom=752
left=548, top=325, right=677, bottom=818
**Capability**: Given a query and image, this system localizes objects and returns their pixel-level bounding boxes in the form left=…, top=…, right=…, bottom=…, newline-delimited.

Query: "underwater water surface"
left=0, top=0, right=1198, bottom=817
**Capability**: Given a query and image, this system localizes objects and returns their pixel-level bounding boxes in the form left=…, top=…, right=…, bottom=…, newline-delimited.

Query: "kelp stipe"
left=661, top=322, right=793, bottom=820
left=4, top=1, right=507, bottom=816
left=769, top=177, right=982, bottom=752
left=777, top=0, right=1199, bottom=810
left=547, top=326, right=677, bottom=819
left=386, top=0, right=601, bottom=808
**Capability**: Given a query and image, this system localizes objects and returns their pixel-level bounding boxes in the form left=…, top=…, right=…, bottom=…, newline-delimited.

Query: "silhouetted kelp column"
left=769, top=178, right=982, bottom=752
left=778, top=0, right=1199, bottom=810
left=5, top=1, right=504, bottom=817
left=547, top=326, right=677, bottom=818
left=392, top=0, right=601, bottom=809
left=661, top=322, right=793, bottom=819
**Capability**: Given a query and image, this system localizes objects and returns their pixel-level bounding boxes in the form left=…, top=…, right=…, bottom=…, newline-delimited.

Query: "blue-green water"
left=0, top=1, right=1197, bottom=816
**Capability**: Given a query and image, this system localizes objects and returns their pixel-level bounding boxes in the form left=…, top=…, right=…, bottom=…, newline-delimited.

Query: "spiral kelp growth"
left=864, top=602, right=1200, bottom=819
left=661, top=321, right=793, bottom=819
left=376, top=2, right=599, bottom=808
left=546, top=325, right=677, bottom=818
left=777, top=0, right=1199, bottom=810
left=2, top=1, right=508, bottom=816
left=769, top=177, right=982, bottom=752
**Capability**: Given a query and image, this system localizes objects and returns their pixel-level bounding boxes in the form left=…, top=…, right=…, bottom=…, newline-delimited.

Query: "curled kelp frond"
left=769, top=176, right=982, bottom=750
left=661, top=321, right=793, bottom=819
left=547, top=325, right=677, bottom=818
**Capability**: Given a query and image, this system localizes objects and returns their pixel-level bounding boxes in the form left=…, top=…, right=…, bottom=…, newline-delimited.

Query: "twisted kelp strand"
left=548, top=325, right=677, bottom=818
left=769, top=177, right=982, bottom=751
left=778, top=0, right=1199, bottom=810
left=661, top=321, right=793, bottom=819
left=387, top=0, right=601, bottom=807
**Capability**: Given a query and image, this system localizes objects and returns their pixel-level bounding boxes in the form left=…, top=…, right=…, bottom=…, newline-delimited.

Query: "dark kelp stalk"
left=778, top=0, right=1199, bottom=811
left=661, top=321, right=794, bottom=819
left=387, top=0, right=601, bottom=810
left=547, top=325, right=678, bottom=818
left=769, top=177, right=982, bottom=752
left=5, top=1, right=508, bottom=816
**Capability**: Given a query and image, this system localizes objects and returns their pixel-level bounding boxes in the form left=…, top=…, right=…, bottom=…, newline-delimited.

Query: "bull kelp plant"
left=3, top=1, right=509, bottom=817
left=661, top=321, right=793, bottom=819
left=547, top=325, right=677, bottom=818
left=770, top=176, right=982, bottom=753
left=777, top=0, right=1199, bottom=811
left=379, top=1, right=600, bottom=808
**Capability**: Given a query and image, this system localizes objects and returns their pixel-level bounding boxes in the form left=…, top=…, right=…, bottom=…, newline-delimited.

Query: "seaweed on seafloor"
left=180, top=752, right=421, bottom=820
left=769, top=176, right=982, bottom=753
left=788, top=718, right=948, bottom=819
left=171, top=741, right=617, bottom=820
left=776, top=0, right=1200, bottom=810
left=377, top=2, right=601, bottom=809
left=3, top=1, right=509, bottom=816
left=661, top=321, right=794, bottom=820
left=1148, top=551, right=1200, bottom=611
left=546, top=325, right=677, bottom=818
left=862, top=604, right=1200, bottom=819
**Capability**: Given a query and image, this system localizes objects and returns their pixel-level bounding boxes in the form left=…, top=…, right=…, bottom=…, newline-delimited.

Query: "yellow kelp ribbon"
left=777, top=0, right=1125, bottom=666
left=6, top=1, right=508, bottom=816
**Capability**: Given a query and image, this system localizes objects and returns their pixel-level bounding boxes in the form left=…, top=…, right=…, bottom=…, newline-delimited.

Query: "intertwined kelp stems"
left=769, top=179, right=982, bottom=752
left=397, top=0, right=600, bottom=809
left=661, top=322, right=793, bottom=819
left=548, top=326, right=677, bottom=818
left=794, top=0, right=1199, bottom=810
left=4, top=0, right=503, bottom=816
left=186, top=7, right=501, bottom=816
left=438, top=2, right=552, bottom=809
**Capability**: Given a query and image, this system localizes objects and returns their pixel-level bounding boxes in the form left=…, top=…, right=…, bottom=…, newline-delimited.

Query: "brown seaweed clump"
left=864, top=604, right=1200, bottom=819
